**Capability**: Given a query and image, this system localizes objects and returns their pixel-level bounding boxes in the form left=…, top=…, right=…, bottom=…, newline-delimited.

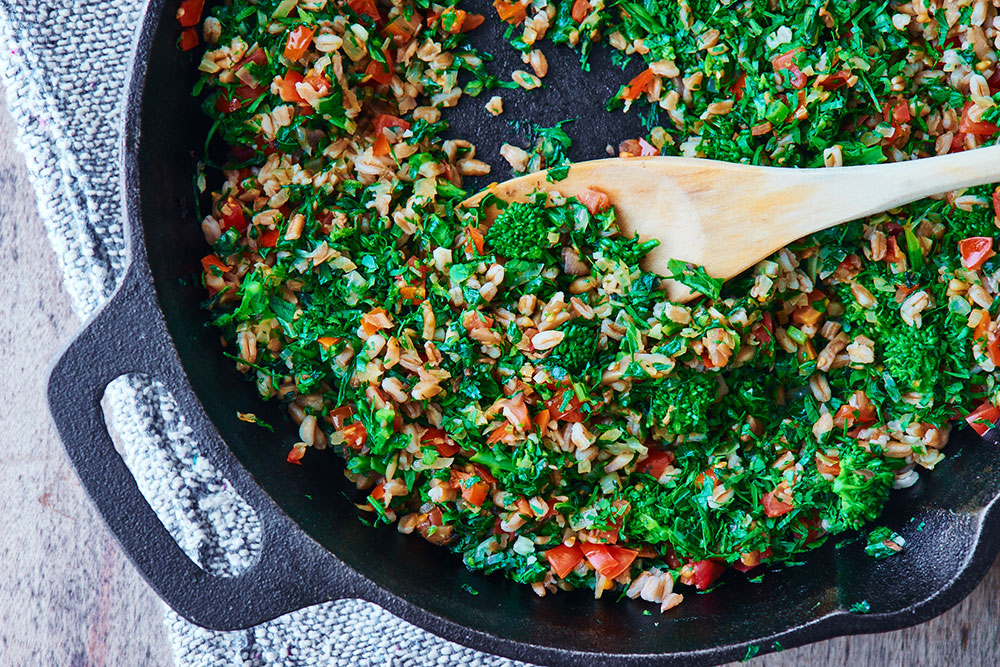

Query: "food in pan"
left=186, top=0, right=1000, bottom=611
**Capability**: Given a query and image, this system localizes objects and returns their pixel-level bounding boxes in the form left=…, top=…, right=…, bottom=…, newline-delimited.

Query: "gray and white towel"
left=0, top=0, right=527, bottom=664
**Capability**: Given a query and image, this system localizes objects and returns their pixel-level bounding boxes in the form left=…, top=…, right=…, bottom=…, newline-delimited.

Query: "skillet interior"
left=133, top=0, right=1000, bottom=660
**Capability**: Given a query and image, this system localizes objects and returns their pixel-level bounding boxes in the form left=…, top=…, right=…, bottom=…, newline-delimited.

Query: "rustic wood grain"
left=0, top=96, right=173, bottom=667
left=0, top=88, right=996, bottom=666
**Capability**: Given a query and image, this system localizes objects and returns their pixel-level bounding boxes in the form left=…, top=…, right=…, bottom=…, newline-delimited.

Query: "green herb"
left=667, top=259, right=724, bottom=300
left=865, top=526, right=905, bottom=559
left=850, top=600, right=871, bottom=614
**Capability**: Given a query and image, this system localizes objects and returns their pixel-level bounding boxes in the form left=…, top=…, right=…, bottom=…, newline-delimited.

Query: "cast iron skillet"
left=46, top=0, right=1000, bottom=664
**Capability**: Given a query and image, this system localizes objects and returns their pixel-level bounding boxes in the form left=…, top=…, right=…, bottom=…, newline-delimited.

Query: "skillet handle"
left=46, top=269, right=360, bottom=630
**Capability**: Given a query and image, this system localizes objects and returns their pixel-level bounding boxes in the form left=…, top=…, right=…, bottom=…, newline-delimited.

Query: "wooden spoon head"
left=465, top=158, right=715, bottom=302
left=465, top=156, right=823, bottom=303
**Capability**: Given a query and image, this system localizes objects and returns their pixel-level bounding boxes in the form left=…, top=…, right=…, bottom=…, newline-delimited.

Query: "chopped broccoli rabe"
left=648, top=370, right=717, bottom=435
left=544, top=323, right=598, bottom=375
left=485, top=202, right=550, bottom=260
left=831, top=446, right=895, bottom=530
left=882, top=322, right=942, bottom=392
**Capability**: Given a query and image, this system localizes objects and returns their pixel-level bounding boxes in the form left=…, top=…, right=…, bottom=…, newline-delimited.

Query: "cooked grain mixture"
left=183, top=0, right=1000, bottom=610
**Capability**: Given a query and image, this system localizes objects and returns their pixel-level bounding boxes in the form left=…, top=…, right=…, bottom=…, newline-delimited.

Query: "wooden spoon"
left=467, top=149, right=1000, bottom=302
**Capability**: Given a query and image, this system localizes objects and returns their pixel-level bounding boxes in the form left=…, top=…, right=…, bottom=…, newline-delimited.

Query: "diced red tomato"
left=348, top=0, right=381, bottom=22
left=234, top=84, right=265, bottom=104
left=694, top=468, right=718, bottom=488
left=464, top=225, right=485, bottom=255
left=794, top=512, right=825, bottom=544
left=993, top=187, right=1000, bottom=222
left=286, top=442, right=307, bottom=464
left=533, top=408, right=551, bottom=434
left=591, top=500, right=629, bottom=545
left=950, top=132, right=968, bottom=153
left=374, top=113, right=411, bottom=135
left=577, top=186, right=611, bottom=215
left=966, top=401, right=1000, bottom=436
left=383, top=12, right=423, bottom=45
left=690, top=560, right=726, bottom=590
left=580, top=543, right=639, bottom=580
left=365, top=50, right=395, bottom=85
left=220, top=196, right=247, bottom=232
left=421, top=427, right=460, bottom=457
left=472, top=464, right=497, bottom=485
left=753, top=311, right=774, bottom=344
left=215, top=92, right=242, bottom=113
left=637, top=448, right=675, bottom=480
left=974, top=310, right=991, bottom=342
left=463, top=481, right=489, bottom=506
left=661, top=547, right=684, bottom=570
left=891, top=100, right=911, bottom=124
left=989, top=334, right=1000, bottom=367
left=761, top=488, right=794, bottom=517
left=989, top=67, right=1000, bottom=94
left=623, top=68, right=655, bottom=101
left=280, top=69, right=306, bottom=103
left=176, top=0, right=205, bottom=27
left=833, top=402, right=876, bottom=429
left=343, top=422, right=368, bottom=450
left=571, top=0, right=592, bottom=22
left=959, top=237, right=995, bottom=270
left=493, top=0, right=527, bottom=24
left=461, top=12, right=486, bottom=31
left=730, top=71, right=746, bottom=101
left=242, top=47, right=267, bottom=67
left=816, top=70, right=852, bottom=90
left=545, top=388, right=585, bottom=423
left=545, top=543, right=584, bottom=579
left=451, top=472, right=489, bottom=506
left=373, top=133, right=391, bottom=157
left=436, top=7, right=468, bottom=33
left=284, top=25, right=316, bottom=61
left=486, top=424, right=512, bottom=444
left=328, top=405, right=355, bottom=428
left=959, top=101, right=1000, bottom=136
left=179, top=28, right=199, bottom=51
left=772, top=47, right=807, bottom=89
left=201, top=254, right=230, bottom=274
left=258, top=228, right=280, bottom=248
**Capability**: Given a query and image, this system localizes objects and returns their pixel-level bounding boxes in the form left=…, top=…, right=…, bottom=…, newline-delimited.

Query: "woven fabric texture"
left=0, top=0, right=527, bottom=664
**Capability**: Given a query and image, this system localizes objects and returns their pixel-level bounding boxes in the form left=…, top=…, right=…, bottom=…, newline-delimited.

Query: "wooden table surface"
left=0, top=94, right=998, bottom=667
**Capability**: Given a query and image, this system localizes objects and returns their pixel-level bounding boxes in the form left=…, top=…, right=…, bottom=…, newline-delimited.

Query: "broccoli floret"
left=485, top=202, right=549, bottom=260
left=882, top=322, right=941, bottom=392
left=831, top=445, right=894, bottom=530
left=648, top=370, right=717, bottom=435
left=544, top=323, right=598, bottom=375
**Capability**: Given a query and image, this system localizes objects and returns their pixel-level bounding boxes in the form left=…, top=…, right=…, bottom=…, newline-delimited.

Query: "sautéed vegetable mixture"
left=184, top=0, right=1000, bottom=611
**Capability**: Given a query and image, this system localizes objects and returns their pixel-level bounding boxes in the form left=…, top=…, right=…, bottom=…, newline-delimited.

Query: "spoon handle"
left=790, top=144, right=1000, bottom=239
